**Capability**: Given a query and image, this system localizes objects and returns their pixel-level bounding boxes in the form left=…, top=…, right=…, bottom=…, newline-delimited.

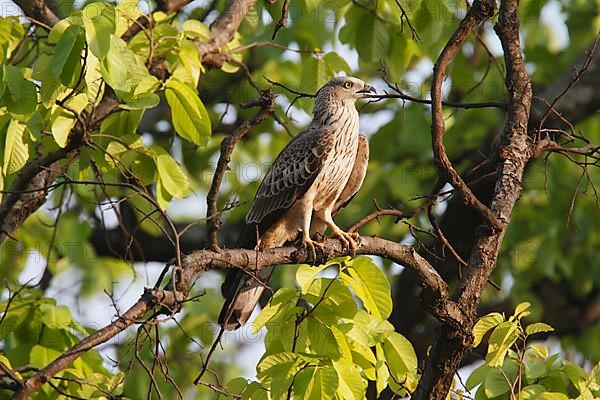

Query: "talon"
left=348, top=232, right=360, bottom=241
left=331, top=228, right=359, bottom=255
left=301, top=236, right=323, bottom=264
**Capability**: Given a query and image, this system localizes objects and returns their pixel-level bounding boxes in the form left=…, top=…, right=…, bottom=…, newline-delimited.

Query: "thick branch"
left=390, top=37, right=600, bottom=364
left=413, top=0, right=533, bottom=397
left=11, top=236, right=453, bottom=399
left=195, top=0, right=258, bottom=67
left=13, top=0, right=59, bottom=27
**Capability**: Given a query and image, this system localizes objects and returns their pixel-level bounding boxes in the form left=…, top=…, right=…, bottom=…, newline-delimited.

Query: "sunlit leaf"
left=82, top=3, right=115, bottom=59
left=3, top=118, right=28, bottom=173
left=292, top=365, right=338, bottom=400
left=165, top=78, right=212, bottom=146
left=486, top=321, right=519, bottom=367
left=152, top=147, right=191, bottom=198
left=51, top=24, right=85, bottom=87
left=525, top=322, right=554, bottom=336
left=473, top=312, right=505, bottom=348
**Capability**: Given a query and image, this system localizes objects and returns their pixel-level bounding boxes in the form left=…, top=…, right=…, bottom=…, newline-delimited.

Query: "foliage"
left=227, top=257, right=418, bottom=399
left=0, top=287, right=124, bottom=398
left=464, top=303, right=600, bottom=400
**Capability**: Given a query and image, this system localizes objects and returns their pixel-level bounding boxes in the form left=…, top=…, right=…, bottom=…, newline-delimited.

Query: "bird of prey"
left=219, top=76, right=375, bottom=330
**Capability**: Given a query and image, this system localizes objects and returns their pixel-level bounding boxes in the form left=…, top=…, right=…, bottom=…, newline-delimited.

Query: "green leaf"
left=537, top=393, right=569, bottom=400
left=4, top=65, right=37, bottom=116
left=40, top=304, right=73, bottom=329
left=323, top=52, right=352, bottom=74
left=165, top=78, right=212, bottom=146
left=100, top=109, right=143, bottom=137
left=486, top=321, right=519, bottom=367
left=293, top=366, right=338, bottom=400
left=342, top=310, right=394, bottom=347
left=511, top=301, right=532, bottom=321
left=563, top=361, right=588, bottom=392
left=3, top=119, right=28, bottom=173
left=152, top=147, right=191, bottom=198
left=333, top=360, right=365, bottom=400
left=50, top=106, right=76, bottom=148
left=473, top=312, right=505, bottom=348
left=51, top=24, right=85, bottom=87
left=182, top=20, right=210, bottom=40
left=301, top=56, right=329, bottom=94
left=484, top=368, right=511, bottom=398
left=520, top=384, right=546, bottom=400
left=525, top=354, right=547, bottom=381
left=156, top=177, right=172, bottom=210
left=252, top=287, right=298, bottom=333
left=356, top=13, right=390, bottom=61
left=84, top=52, right=103, bottom=105
left=465, top=363, right=492, bottom=391
left=375, top=345, right=390, bottom=395
left=296, top=264, right=330, bottom=293
left=525, top=322, right=554, bottom=336
left=101, top=35, right=159, bottom=101
left=82, top=2, right=115, bottom=59
left=227, top=377, right=249, bottom=395
left=32, top=53, right=64, bottom=106
left=174, top=39, right=204, bottom=87
left=341, top=256, right=392, bottom=319
left=382, top=332, right=417, bottom=380
left=257, top=352, right=307, bottom=398
left=30, top=344, right=62, bottom=368
left=114, top=0, right=143, bottom=36
left=530, top=344, right=549, bottom=359
left=118, top=94, right=160, bottom=110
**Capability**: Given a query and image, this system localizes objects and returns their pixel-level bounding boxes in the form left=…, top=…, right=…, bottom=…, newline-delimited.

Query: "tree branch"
left=12, top=0, right=59, bottom=27
left=11, top=236, right=454, bottom=399
left=413, top=0, right=533, bottom=397
left=429, top=0, right=502, bottom=232
left=205, top=90, right=275, bottom=250
left=195, top=0, right=258, bottom=67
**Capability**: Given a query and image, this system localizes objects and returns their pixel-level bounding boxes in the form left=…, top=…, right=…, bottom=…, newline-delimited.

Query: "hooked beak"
left=356, top=84, right=376, bottom=97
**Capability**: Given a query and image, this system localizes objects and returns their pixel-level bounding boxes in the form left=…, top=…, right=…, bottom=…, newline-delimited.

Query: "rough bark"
left=412, top=0, right=533, bottom=397
left=390, top=27, right=600, bottom=364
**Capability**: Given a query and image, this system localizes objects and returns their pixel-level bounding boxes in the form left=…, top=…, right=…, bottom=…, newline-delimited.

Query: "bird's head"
left=316, top=76, right=376, bottom=104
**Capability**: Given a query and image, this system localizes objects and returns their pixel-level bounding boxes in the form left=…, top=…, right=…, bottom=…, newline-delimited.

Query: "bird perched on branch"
left=219, top=76, right=375, bottom=330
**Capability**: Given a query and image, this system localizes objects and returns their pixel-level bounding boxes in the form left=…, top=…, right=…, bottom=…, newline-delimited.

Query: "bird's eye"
left=344, top=81, right=353, bottom=89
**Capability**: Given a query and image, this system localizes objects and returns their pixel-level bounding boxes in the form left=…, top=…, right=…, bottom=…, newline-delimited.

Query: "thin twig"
left=205, top=90, right=275, bottom=250
left=272, top=0, right=291, bottom=39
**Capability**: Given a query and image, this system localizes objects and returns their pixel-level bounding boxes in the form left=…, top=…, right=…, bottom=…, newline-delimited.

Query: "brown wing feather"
left=219, top=126, right=328, bottom=330
left=246, top=126, right=325, bottom=231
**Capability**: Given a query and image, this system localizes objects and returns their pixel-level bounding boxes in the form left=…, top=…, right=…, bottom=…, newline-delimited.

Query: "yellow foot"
left=331, top=228, right=360, bottom=254
left=302, top=236, right=324, bottom=264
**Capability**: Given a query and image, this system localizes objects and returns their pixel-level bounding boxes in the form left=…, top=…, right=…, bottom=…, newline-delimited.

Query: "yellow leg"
left=323, top=210, right=359, bottom=253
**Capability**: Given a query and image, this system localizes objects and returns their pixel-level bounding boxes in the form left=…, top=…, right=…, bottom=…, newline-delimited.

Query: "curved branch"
left=413, top=0, right=533, bottom=397
left=11, top=236, right=456, bottom=399
left=429, top=0, right=501, bottom=232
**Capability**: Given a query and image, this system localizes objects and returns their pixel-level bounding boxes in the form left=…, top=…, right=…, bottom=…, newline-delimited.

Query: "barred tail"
left=218, top=267, right=273, bottom=330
